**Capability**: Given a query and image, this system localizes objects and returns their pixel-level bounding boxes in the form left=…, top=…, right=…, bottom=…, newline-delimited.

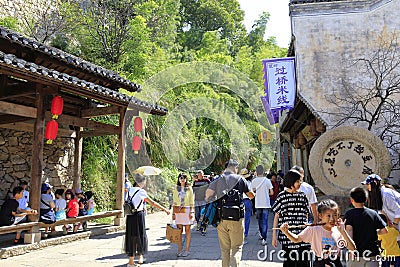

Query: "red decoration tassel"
left=51, top=96, right=64, bottom=119
left=134, top=117, right=142, bottom=132
left=45, top=120, right=59, bottom=144
left=132, top=136, right=142, bottom=154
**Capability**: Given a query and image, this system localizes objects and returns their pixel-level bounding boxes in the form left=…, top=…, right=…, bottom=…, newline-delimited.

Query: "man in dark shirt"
left=344, top=187, right=388, bottom=267
left=205, top=159, right=254, bottom=267
left=193, top=170, right=211, bottom=225
left=0, top=186, right=37, bottom=244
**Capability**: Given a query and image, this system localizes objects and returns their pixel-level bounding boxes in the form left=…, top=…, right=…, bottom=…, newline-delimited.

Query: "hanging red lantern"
left=132, top=136, right=142, bottom=154
left=45, top=120, right=59, bottom=144
left=51, top=96, right=64, bottom=119
left=134, top=117, right=142, bottom=133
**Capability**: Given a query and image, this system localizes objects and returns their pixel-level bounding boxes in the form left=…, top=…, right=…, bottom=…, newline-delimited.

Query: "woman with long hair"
left=172, top=173, right=195, bottom=257
left=362, top=174, right=400, bottom=229
left=125, top=174, right=170, bottom=267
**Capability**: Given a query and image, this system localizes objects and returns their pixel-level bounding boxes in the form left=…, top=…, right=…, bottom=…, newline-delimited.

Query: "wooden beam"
left=0, top=121, right=76, bottom=138
left=73, top=128, right=83, bottom=191
left=0, top=82, right=36, bottom=100
left=0, top=101, right=36, bottom=118
left=0, top=114, right=32, bottom=124
left=115, top=107, right=126, bottom=224
left=81, top=106, right=121, bottom=118
left=80, top=130, right=117, bottom=138
left=0, top=101, right=119, bottom=134
left=54, top=113, right=120, bottom=134
left=29, top=86, right=46, bottom=222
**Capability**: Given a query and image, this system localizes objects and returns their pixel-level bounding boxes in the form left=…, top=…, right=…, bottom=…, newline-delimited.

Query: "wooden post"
left=73, top=127, right=83, bottom=190
left=29, top=86, right=46, bottom=222
left=115, top=107, right=126, bottom=226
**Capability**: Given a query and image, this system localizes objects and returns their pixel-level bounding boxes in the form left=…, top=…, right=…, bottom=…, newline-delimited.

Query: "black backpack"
left=220, top=176, right=244, bottom=221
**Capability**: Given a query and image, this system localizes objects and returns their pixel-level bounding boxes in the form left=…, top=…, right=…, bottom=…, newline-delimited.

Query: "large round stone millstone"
left=309, top=126, right=391, bottom=196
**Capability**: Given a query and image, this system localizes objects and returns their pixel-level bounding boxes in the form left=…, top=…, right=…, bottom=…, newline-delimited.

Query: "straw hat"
left=240, top=168, right=251, bottom=178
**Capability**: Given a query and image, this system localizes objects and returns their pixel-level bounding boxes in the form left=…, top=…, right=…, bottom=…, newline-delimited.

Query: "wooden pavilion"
left=0, top=26, right=167, bottom=225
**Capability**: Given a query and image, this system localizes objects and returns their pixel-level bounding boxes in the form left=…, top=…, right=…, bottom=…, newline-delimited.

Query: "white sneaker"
left=261, top=239, right=267, bottom=246
left=257, top=231, right=263, bottom=240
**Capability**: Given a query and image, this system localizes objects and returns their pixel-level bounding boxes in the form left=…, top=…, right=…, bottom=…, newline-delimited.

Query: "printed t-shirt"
left=299, top=225, right=344, bottom=258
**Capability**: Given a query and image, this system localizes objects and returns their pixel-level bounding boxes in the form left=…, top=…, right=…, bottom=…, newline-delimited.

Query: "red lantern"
left=45, top=120, right=59, bottom=144
left=134, top=117, right=142, bottom=133
left=51, top=96, right=64, bottom=119
left=132, top=136, right=142, bottom=154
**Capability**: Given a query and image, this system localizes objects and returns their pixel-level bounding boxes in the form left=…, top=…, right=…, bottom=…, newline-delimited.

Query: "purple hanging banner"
left=262, top=57, right=296, bottom=110
left=261, top=96, right=279, bottom=125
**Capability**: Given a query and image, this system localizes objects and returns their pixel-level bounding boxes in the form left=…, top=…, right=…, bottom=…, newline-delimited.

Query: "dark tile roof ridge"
left=0, top=26, right=142, bottom=92
left=290, top=0, right=347, bottom=4
left=0, top=51, right=167, bottom=115
left=297, top=92, right=327, bottom=126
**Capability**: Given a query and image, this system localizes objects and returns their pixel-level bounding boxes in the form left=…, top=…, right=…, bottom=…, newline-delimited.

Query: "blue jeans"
left=256, top=208, right=269, bottom=240
left=194, top=200, right=206, bottom=223
left=243, top=199, right=252, bottom=237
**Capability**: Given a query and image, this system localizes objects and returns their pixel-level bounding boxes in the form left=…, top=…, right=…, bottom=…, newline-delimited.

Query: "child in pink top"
left=280, top=199, right=356, bottom=267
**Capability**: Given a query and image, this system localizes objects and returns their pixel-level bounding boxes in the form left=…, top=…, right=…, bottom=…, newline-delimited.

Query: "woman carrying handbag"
left=172, top=173, right=195, bottom=257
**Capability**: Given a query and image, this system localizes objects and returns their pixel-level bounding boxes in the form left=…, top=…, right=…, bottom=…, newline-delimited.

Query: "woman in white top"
left=363, top=174, right=400, bottom=230
left=125, top=174, right=170, bottom=267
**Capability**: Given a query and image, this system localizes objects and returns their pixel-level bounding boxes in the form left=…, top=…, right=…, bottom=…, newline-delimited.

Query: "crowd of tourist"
left=0, top=180, right=95, bottom=243
left=122, top=162, right=399, bottom=267
left=1, top=162, right=399, bottom=267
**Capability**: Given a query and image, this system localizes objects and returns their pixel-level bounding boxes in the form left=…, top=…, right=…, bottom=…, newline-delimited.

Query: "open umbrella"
left=134, top=166, right=162, bottom=176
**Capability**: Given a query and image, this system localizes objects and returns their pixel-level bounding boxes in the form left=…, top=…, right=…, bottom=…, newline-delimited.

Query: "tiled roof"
left=0, top=51, right=167, bottom=115
left=0, top=26, right=142, bottom=92
left=290, top=0, right=346, bottom=3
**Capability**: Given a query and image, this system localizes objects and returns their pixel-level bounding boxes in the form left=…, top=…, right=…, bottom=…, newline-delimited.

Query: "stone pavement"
left=0, top=211, right=283, bottom=267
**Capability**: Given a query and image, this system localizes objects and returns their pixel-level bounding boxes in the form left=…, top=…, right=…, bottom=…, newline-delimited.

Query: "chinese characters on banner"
left=261, top=57, right=296, bottom=125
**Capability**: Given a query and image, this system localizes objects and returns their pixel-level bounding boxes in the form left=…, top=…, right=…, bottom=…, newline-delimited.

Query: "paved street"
left=0, top=211, right=282, bottom=267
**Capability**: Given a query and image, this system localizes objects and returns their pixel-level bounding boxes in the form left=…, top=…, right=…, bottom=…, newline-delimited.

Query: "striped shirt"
left=272, top=190, right=310, bottom=249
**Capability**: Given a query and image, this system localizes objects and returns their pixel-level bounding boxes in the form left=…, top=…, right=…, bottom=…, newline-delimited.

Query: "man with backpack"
left=205, top=159, right=255, bottom=267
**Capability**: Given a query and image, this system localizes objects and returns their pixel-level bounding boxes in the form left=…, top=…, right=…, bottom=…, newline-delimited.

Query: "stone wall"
left=290, top=0, right=400, bottom=182
left=0, top=129, right=75, bottom=206
left=0, top=0, right=50, bottom=18
left=291, top=0, right=399, bottom=127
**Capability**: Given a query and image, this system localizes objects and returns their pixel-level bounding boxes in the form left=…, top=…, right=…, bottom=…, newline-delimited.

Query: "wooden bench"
left=0, top=210, right=123, bottom=244
left=38, top=210, right=123, bottom=229
left=0, top=222, right=39, bottom=235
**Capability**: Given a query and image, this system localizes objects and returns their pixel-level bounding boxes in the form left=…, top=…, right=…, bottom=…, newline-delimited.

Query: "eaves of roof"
left=0, top=26, right=141, bottom=92
left=0, top=51, right=167, bottom=116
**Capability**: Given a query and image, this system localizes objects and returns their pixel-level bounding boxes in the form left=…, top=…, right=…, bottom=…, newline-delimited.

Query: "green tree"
left=70, top=0, right=136, bottom=64
left=178, top=0, right=247, bottom=54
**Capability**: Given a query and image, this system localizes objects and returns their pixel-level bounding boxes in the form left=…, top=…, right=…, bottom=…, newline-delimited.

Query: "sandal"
left=180, top=251, right=189, bottom=257
left=13, top=238, right=23, bottom=245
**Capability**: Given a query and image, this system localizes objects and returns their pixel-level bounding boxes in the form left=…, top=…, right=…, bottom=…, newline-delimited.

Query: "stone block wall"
left=0, top=129, right=75, bottom=206
left=290, top=0, right=400, bottom=182
left=291, top=0, right=400, bottom=126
